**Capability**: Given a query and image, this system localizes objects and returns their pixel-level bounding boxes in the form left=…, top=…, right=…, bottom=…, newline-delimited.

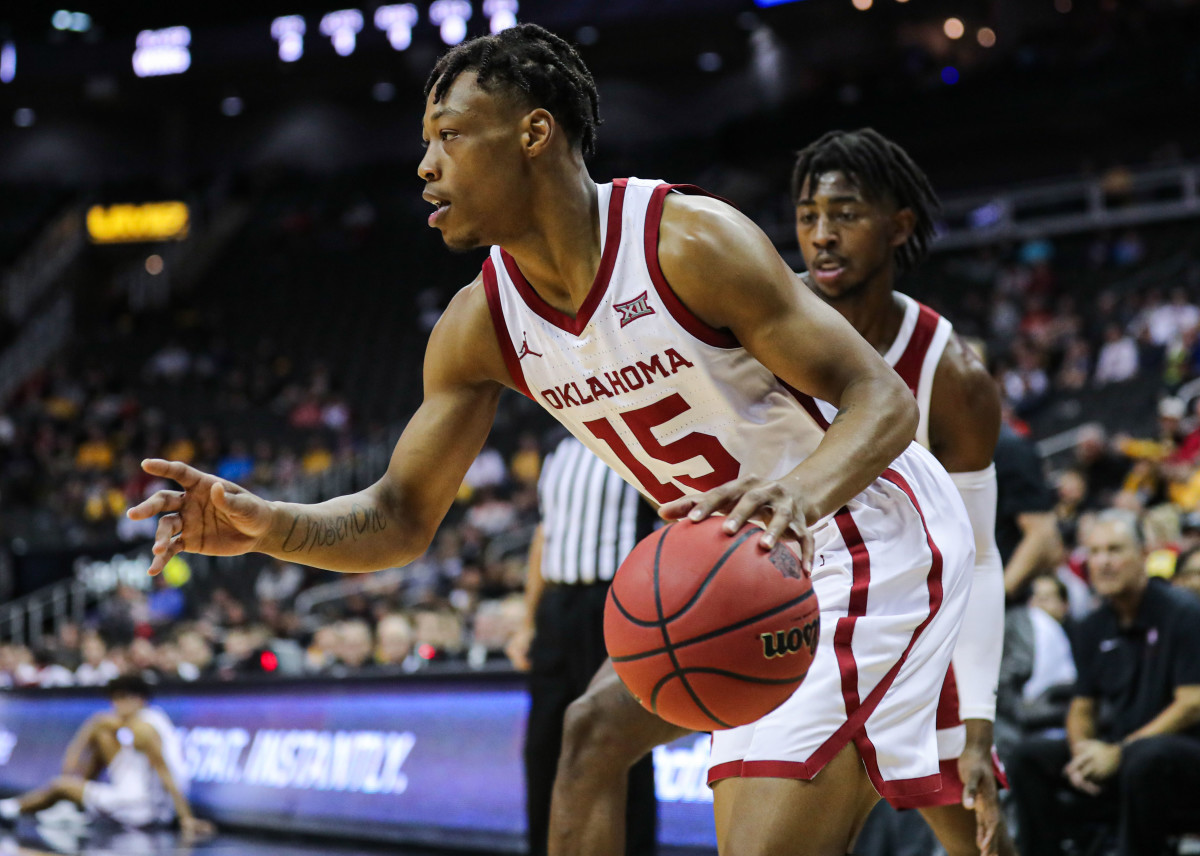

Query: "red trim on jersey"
left=776, top=378, right=831, bottom=431
left=833, top=508, right=871, bottom=716
left=499, top=179, right=628, bottom=337
left=892, top=303, right=942, bottom=395
left=644, top=183, right=740, bottom=349
left=482, top=258, right=532, bottom=400
left=879, top=467, right=946, bottom=652
left=887, top=753, right=1009, bottom=809
left=936, top=663, right=963, bottom=730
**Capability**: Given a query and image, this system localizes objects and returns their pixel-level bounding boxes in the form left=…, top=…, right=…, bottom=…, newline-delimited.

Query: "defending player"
left=128, top=25, right=973, bottom=855
left=547, top=132, right=1013, bottom=856
left=794, top=129, right=1012, bottom=856
left=0, top=675, right=210, bottom=837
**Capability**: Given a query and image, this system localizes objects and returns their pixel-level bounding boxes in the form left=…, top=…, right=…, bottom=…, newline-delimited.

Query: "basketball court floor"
left=1, top=821, right=715, bottom=856
left=1, top=822, right=500, bottom=856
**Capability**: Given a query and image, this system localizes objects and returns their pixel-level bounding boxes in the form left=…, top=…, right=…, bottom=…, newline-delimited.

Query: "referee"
left=508, top=435, right=658, bottom=856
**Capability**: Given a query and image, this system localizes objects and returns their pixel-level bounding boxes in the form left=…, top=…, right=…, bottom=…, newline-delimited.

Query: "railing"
left=1, top=204, right=85, bottom=324
left=294, top=522, right=537, bottom=626
left=0, top=577, right=91, bottom=649
left=0, top=293, right=72, bottom=405
left=934, top=161, right=1200, bottom=252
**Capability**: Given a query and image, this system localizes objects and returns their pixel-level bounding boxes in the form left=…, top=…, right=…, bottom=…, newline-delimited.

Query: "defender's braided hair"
left=791, top=129, right=941, bottom=274
left=425, top=23, right=601, bottom=159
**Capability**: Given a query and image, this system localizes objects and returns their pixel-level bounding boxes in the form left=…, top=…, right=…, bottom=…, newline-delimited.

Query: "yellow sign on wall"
left=86, top=201, right=190, bottom=243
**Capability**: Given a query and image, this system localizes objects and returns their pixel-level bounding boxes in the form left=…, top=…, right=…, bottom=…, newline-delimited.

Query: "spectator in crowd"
left=995, top=423, right=1064, bottom=599
left=128, top=638, right=161, bottom=684
left=1055, top=468, right=1089, bottom=549
left=996, top=575, right=1078, bottom=761
left=305, top=625, right=338, bottom=673
left=255, top=558, right=304, bottom=605
left=471, top=595, right=525, bottom=663
left=412, top=607, right=466, bottom=661
left=216, top=440, right=254, bottom=485
left=1073, top=426, right=1131, bottom=509
left=462, top=445, right=507, bottom=493
left=374, top=613, right=416, bottom=671
left=328, top=619, right=373, bottom=675
left=176, top=629, right=214, bottom=680
left=1172, top=546, right=1200, bottom=600
left=146, top=575, right=187, bottom=627
left=1094, top=323, right=1140, bottom=385
left=32, top=648, right=76, bottom=687
left=75, top=631, right=120, bottom=687
left=1007, top=510, right=1200, bottom=856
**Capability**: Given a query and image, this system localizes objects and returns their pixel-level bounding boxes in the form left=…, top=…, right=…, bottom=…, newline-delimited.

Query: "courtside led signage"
left=87, top=202, right=190, bottom=244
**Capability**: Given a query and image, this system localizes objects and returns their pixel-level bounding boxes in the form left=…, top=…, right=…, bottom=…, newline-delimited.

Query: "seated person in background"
left=1171, top=545, right=1200, bottom=600
left=1007, top=510, right=1200, bottom=856
left=0, top=675, right=211, bottom=838
left=995, top=574, right=1077, bottom=762
left=75, top=631, right=121, bottom=687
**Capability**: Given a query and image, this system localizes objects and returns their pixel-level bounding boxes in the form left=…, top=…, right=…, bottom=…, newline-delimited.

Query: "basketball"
left=604, top=517, right=820, bottom=731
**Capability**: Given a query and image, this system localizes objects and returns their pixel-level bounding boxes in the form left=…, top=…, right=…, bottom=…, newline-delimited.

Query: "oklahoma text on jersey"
left=539, top=348, right=695, bottom=410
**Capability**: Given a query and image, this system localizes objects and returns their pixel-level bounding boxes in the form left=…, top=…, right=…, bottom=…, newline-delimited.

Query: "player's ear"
left=523, top=108, right=554, bottom=158
left=890, top=207, right=917, bottom=248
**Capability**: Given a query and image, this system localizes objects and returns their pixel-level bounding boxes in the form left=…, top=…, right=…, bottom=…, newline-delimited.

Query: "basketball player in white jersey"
left=543, top=133, right=1013, bottom=856
left=126, top=25, right=973, bottom=855
left=793, top=129, right=1013, bottom=856
left=0, top=675, right=209, bottom=837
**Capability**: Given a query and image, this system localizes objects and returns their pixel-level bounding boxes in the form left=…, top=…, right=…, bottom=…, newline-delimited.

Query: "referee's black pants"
left=1007, top=734, right=1200, bottom=856
left=524, top=582, right=657, bottom=856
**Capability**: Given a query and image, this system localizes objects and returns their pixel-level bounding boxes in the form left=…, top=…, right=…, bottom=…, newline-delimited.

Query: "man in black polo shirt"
left=1007, top=509, right=1200, bottom=856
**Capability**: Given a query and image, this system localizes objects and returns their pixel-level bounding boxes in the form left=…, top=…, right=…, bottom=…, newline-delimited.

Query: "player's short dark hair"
left=791, top=128, right=940, bottom=274
left=424, top=23, right=601, bottom=159
left=106, top=674, right=152, bottom=700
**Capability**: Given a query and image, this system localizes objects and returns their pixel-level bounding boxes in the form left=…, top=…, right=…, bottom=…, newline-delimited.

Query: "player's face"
left=1084, top=520, right=1145, bottom=600
left=795, top=171, right=913, bottom=301
left=418, top=72, right=532, bottom=251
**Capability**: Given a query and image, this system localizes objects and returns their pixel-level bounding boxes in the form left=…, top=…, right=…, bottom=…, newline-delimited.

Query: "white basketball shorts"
left=708, top=447, right=974, bottom=801
left=83, top=753, right=160, bottom=827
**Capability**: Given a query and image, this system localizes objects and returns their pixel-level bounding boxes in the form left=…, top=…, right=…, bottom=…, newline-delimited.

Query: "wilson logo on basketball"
left=760, top=619, right=819, bottom=659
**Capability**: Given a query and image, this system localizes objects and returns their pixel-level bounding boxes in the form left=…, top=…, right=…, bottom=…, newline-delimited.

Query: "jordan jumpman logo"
left=517, top=333, right=542, bottom=360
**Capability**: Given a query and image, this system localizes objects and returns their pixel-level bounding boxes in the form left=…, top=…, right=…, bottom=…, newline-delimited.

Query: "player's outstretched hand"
left=126, top=458, right=274, bottom=576
left=658, top=475, right=816, bottom=572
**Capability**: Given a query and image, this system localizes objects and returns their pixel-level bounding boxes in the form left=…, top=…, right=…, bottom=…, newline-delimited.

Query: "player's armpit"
left=928, top=334, right=1001, bottom=473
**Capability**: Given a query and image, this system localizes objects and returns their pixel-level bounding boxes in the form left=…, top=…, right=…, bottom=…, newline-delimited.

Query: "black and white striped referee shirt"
left=537, top=436, right=657, bottom=585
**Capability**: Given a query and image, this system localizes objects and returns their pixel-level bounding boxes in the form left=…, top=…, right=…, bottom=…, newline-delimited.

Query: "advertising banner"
left=0, top=675, right=716, bottom=850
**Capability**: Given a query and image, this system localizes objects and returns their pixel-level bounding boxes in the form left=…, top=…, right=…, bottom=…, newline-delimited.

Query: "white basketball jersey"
left=484, top=177, right=924, bottom=521
left=881, top=293, right=953, bottom=451
left=109, top=706, right=190, bottom=822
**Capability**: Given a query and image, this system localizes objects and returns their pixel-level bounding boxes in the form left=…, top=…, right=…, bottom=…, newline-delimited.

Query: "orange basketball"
left=604, top=516, right=820, bottom=731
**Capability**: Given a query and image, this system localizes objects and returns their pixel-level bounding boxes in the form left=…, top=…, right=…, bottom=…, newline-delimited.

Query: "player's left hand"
left=658, top=475, right=816, bottom=571
left=1064, top=740, right=1120, bottom=794
left=959, top=745, right=1002, bottom=855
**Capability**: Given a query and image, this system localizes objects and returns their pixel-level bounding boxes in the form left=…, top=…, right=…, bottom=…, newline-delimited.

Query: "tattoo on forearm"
left=830, top=403, right=854, bottom=429
left=280, top=504, right=388, bottom=553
